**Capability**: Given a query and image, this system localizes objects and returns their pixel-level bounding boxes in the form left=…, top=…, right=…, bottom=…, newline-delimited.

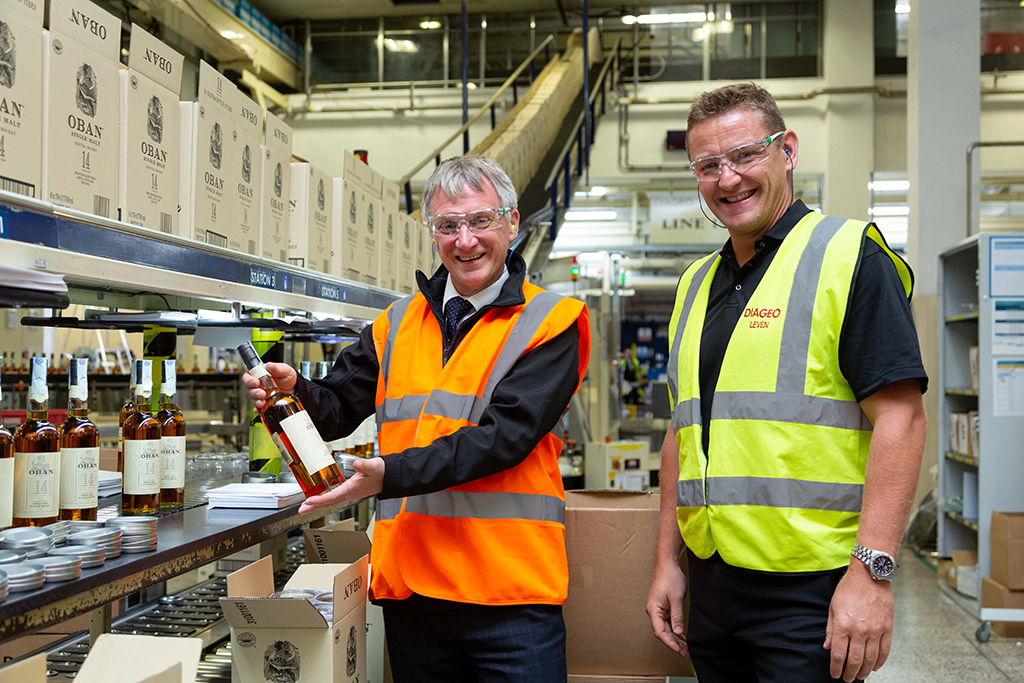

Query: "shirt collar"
left=719, top=199, right=812, bottom=259
left=443, top=267, right=510, bottom=313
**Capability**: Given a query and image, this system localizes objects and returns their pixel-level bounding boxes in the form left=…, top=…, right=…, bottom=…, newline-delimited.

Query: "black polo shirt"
left=698, top=200, right=928, bottom=456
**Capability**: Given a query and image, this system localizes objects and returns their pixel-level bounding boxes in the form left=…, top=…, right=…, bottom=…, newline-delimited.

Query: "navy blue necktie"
left=444, top=297, right=474, bottom=339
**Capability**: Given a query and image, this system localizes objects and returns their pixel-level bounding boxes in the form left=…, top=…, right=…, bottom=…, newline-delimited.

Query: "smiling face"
left=687, top=108, right=799, bottom=241
left=431, top=179, right=519, bottom=297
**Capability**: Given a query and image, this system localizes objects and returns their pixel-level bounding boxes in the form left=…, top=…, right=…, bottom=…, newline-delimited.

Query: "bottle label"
left=279, top=411, right=334, bottom=474
left=13, top=451, right=60, bottom=518
left=59, top=447, right=100, bottom=509
left=248, top=364, right=269, bottom=379
left=271, top=431, right=294, bottom=466
left=123, top=439, right=161, bottom=495
left=160, top=435, right=187, bottom=488
left=0, top=458, right=13, bottom=527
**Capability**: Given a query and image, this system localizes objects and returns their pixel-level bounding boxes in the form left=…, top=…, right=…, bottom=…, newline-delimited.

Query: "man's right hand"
left=242, top=362, right=297, bottom=410
left=647, top=563, right=689, bottom=657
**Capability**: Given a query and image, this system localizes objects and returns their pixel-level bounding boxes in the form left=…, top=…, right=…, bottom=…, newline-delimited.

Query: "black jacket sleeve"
left=294, top=323, right=379, bottom=441
left=379, top=323, right=582, bottom=499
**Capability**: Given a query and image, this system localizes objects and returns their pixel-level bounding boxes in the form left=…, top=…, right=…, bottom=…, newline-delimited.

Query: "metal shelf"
left=945, top=388, right=979, bottom=396
left=0, top=189, right=400, bottom=318
left=945, top=311, right=980, bottom=323
left=946, top=510, right=980, bottom=532
left=945, top=451, right=979, bottom=468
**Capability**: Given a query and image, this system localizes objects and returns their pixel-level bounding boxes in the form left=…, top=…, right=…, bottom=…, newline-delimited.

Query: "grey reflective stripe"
left=671, top=397, right=701, bottom=433
left=711, top=391, right=870, bottom=431
left=470, top=291, right=565, bottom=424
left=382, top=296, right=414, bottom=386
left=402, top=490, right=565, bottom=524
left=705, top=476, right=863, bottom=512
left=378, top=498, right=402, bottom=521
left=423, top=389, right=476, bottom=422
left=776, top=216, right=847, bottom=394
left=667, top=258, right=718, bottom=411
left=380, top=394, right=429, bottom=423
left=677, top=479, right=705, bottom=507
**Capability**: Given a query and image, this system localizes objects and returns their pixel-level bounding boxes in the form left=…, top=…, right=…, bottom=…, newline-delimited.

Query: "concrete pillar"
left=821, top=0, right=874, bottom=219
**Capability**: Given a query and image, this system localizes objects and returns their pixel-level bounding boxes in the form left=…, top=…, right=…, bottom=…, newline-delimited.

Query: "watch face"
left=872, top=554, right=895, bottom=577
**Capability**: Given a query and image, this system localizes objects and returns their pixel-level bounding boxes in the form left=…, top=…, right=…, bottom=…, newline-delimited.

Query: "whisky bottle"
left=12, top=357, right=61, bottom=527
left=0, top=361, right=14, bottom=530
left=58, top=359, right=100, bottom=521
left=299, top=361, right=312, bottom=380
left=119, top=369, right=136, bottom=467
left=314, top=362, right=331, bottom=380
left=238, top=342, right=344, bottom=498
left=120, top=360, right=162, bottom=515
left=157, top=360, right=186, bottom=509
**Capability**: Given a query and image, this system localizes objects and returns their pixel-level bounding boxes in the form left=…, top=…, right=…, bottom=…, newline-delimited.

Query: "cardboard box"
left=302, top=520, right=387, bottom=683
left=42, top=0, right=121, bottom=219
left=947, top=413, right=959, bottom=454
left=416, top=218, right=433, bottom=277
left=289, top=162, right=332, bottom=274
left=397, top=213, right=416, bottom=294
left=335, top=152, right=381, bottom=284
left=957, top=412, right=969, bottom=457
left=981, top=577, right=1024, bottom=638
left=0, top=0, right=44, bottom=199
left=563, top=490, right=694, bottom=678
left=951, top=549, right=978, bottom=598
left=221, top=554, right=369, bottom=683
left=259, top=110, right=292, bottom=263
left=969, top=345, right=980, bottom=392
left=359, top=164, right=382, bottom=286
left=378, top=178, right=400, bottom=292
left=937, top=557, right=956, bottom=589
left=968, top=411, right=980, bottom=459
left=118, top=24, right=183, bottom=234
left=991, top=511, right=1024, bottom=589
left=0, top=634, right=202, bottom=683
left=230, top=85, right=262, bottom=256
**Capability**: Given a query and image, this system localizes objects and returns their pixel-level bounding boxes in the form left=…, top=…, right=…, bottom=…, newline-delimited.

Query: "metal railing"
left=399, top=34, right=557, bottom=214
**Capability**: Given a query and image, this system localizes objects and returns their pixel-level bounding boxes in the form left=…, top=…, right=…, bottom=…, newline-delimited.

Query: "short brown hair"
left=687, top=83, right=786, bottom=151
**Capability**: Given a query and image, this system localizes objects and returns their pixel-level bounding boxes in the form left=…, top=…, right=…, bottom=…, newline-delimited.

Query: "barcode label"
left=0, top=175, right=36, bottom=197
left=248, top=240, right=257, bottom=255
left=93, top=195, right=111, bottom=218
left=160, top=213, right=173, bottom=234
left=289, top=257, right=305, bottom=267
left=206, top=230, right=228, bottom=248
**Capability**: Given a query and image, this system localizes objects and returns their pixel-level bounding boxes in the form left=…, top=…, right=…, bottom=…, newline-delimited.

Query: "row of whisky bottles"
left=0, top=357, right=186, bottom=528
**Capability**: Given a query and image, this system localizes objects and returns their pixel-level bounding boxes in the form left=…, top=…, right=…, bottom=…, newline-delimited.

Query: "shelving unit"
left=938, top=233, right=1024, bottom=634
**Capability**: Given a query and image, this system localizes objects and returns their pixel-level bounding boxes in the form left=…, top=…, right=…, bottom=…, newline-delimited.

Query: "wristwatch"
left=852, top=543, right=899, bottom=581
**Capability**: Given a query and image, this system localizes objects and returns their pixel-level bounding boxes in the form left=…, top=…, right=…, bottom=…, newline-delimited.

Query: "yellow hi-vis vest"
left=667, top=211, right=913, bottom=572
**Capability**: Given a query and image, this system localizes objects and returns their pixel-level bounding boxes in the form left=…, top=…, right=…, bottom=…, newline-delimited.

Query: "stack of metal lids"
left=68, top=528, right=122, bottom=559
left=0, top=527, right=56, bottom=558
left=31, top=556, right=82, bottom=582
left=0, top=568, right=7, bottom=602
left=269, top=590, right=317, bottom=600
left=106, top=517, right=158, bottom=553
left=49, top=545, right=105, bottom=568
left=3, top=563, right=44, bottom=592
left=0, top=549, right=27, bottom=565
left=312, top=591, right=334, bottom=622
left=44, top=520, right=70, bottom=544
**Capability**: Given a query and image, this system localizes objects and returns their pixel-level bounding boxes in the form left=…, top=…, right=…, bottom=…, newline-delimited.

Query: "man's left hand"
left=824, top=563, right=894, bottom=682
left=298, top=457, right=385, bottom=515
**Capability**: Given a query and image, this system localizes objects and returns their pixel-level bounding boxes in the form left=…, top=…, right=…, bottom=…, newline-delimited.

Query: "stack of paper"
left=0, top=264, right=68, bottom=293
left=207, top=483, right=305, bottom=509
left=98, top=470, right=122, bottom=497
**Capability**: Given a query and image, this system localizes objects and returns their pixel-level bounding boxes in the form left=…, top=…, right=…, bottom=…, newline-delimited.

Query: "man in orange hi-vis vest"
left=244, top=154, right=591, bottom=681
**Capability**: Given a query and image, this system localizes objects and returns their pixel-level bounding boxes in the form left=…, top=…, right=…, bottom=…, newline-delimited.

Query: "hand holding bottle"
left=298, top=456, right=385, bottom=515
left=242, top=362, right=297, bottom=410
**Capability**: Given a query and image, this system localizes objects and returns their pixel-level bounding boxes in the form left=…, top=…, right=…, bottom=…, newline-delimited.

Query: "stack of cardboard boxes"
left=0, top=0, right=44, bottom=199
left=983, top=512, right=1024, bottom=637
left=259, top=110, right=293, bottom=263
left=288, top=159, right=332, bottom=273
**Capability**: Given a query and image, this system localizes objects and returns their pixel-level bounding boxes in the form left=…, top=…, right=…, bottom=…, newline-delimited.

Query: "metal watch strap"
left=852, top=543, right=897, bottom=580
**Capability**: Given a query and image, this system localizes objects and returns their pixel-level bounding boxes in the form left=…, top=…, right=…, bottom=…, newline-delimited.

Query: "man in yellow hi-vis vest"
left=646, top=83, right=927, bottom=683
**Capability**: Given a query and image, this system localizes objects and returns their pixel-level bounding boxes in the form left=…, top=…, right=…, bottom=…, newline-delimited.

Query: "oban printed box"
left=332, top=151, right=369, bottom=282
left=0, top=0, right=44, bottom=198
left=259, top=109, right=292, bottom=263
left=42, top=0, right=120, bottom=218
left=378, top=177, right=400, bottom=292
left=397, top=212, right=416, bottom=294
left=118, top=24, right=183, bottom=234
left=289, top=161, right=332, bottom=274
left=179, top=61, right=238, bottom=246
left=231, top=83, right=262, bottom=256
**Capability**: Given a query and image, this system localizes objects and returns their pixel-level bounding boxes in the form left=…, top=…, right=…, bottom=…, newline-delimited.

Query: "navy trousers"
left=382, top=599, right=566, bottom=683
left=687, top=550, right=862, bottom=683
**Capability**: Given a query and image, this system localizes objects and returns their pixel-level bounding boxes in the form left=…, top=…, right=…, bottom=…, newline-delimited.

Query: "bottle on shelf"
left=0, top=361, right=14, bottom=531
left=314, top=362, right=331, bottom=380
left=58, top=358, right=99, bottom=521
left=299, top=361, right=312, bottom=380
left=157, top=360, right=186, bottom=509
left=238, top=342, right=344, bottom=498
left=12, top=357, right=61, bottom=527
left=119, top=369, right=136, bottom=466
left=120, top=360, right=162, bottom=515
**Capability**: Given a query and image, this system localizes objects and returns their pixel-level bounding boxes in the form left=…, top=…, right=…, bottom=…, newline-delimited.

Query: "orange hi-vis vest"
left=370, top=280, right=589, bottom=606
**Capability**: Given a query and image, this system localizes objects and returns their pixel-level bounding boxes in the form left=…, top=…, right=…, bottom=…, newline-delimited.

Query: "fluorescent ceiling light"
left=419, top=20, right=441, bottom=29
left=624, top=12, right=708, bottom=25
left=575, top=186, right=606, bottom=197
left=466, top=82, right=477, bottom=90
left=869, top=206, right=910, bottom=216
left=869, top=180, right=910, bottom=192
left=384, top=38, right=418, bottom=53
left=621, top=15, right=637, bottom=25
left=718, top=21, right=733, bottom=34
left=220, top=30, right=245, bottom=39
left=895, top=4, right=910, bottom=13
left=565, top=210, right=618, bottom=221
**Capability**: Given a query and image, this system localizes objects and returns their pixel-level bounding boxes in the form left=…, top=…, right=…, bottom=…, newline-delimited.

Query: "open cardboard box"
left=0, top=634, right=201, bottom=683
left=220, top=554, right=369, bottom=683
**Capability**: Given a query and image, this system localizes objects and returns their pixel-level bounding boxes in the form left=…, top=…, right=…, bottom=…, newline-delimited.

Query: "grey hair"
left=421, top=154, right=518, bottom=218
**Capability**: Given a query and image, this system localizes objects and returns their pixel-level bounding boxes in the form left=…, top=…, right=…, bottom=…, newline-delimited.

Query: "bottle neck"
left=133, top=392, right=152, bottom=408
left=67, top=395, right=88, bottom=416
left=27, top=398, right=48, bottom=420
left=159, top=392, right=177, bottom=408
